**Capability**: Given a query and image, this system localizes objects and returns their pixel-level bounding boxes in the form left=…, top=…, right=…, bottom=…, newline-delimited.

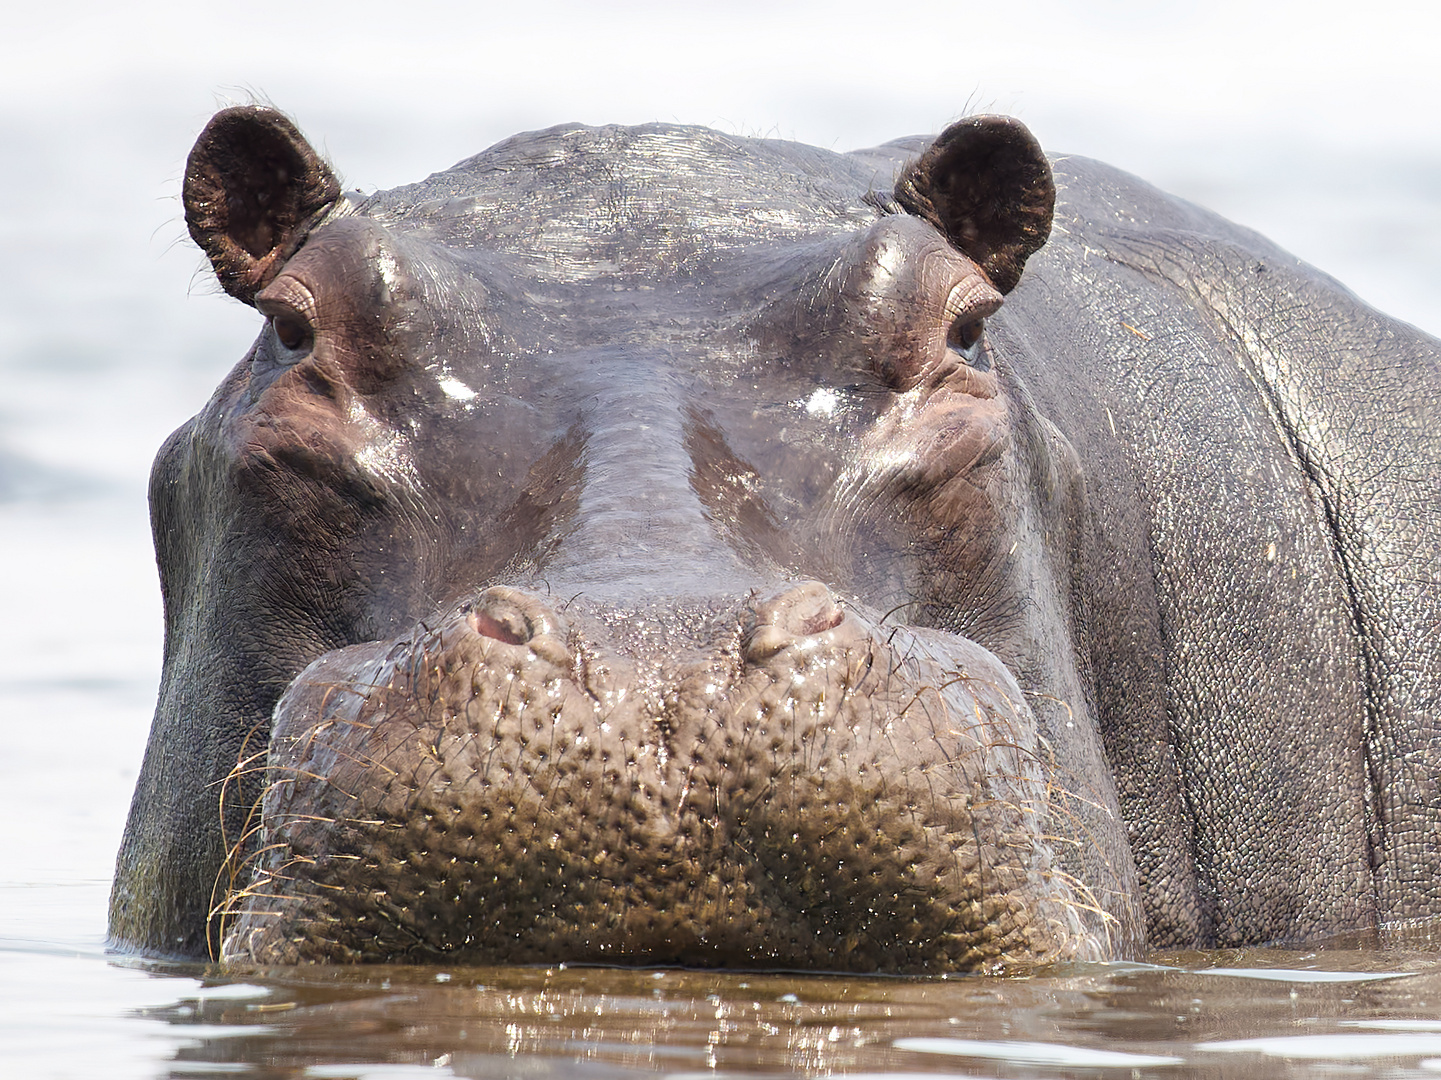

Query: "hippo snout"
left=216, top=583, right=1106, bottom=972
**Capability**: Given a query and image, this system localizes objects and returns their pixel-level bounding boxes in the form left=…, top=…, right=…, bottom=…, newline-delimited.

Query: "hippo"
left=109, top=106, right=1441, bottom=972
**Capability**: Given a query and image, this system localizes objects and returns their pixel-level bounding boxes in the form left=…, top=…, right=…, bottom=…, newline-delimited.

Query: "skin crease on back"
left=106, top=106, right=1441, bottom=972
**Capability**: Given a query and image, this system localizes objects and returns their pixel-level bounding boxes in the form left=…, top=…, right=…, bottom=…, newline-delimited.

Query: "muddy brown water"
left=21, top=932, right=1441, bottom=1077
left=102, top=955, right=1441, bottom=1077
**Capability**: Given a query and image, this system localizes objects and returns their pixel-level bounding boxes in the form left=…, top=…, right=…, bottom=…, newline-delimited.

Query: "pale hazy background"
left=1, top=2, right=1438, bottom=1074
left=6, top=0, right=1439, bottom=494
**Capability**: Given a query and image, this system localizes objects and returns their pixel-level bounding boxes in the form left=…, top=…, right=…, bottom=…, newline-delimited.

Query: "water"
left=4, top=1, right=1440, bottom=1075
left=15, top=949, right=1441, bottom=1077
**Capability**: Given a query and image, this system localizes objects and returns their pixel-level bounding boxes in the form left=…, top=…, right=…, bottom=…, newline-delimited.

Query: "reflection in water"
left=111, top=952, right=1441, bottom=1077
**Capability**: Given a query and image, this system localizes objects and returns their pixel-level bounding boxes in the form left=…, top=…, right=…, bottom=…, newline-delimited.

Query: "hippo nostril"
left=743, top=580, right=848, bottom=661
left=798, top=607, right=845, bottom=635
left=465, top=588, right=572, bottom=665
left=773, top=580, right=845, bottom=635
left=469, top=609, right=530, bottom=645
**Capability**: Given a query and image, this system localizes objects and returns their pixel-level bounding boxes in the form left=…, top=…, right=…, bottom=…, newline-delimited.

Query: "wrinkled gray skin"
left=110, top=107, right=1441, bottom=972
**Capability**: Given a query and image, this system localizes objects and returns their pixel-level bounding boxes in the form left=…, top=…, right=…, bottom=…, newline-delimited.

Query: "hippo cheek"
left=215, top=583, right=1107, bottom=973
left=852, top=390, right=1014, bottom=572
left=224, top=385, right=402, bottom=506
left=909, top=394, right=1012, bottom=511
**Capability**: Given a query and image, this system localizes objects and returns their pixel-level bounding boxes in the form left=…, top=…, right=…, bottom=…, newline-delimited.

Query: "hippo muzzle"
left=219, top=584, right=1098, bottom=970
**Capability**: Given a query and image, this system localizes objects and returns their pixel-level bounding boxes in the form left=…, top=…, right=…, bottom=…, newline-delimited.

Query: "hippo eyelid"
left=256, top=279, right=318, bottom=357
left=256, top=273, right=319, bottom=323
left=942, top=276, right=1003, bottom=324
left=941, top=275, right=1001, bottom=369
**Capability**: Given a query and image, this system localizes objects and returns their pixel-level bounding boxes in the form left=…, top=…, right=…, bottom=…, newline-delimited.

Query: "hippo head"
left=111, top=108, right=1141, bottom=972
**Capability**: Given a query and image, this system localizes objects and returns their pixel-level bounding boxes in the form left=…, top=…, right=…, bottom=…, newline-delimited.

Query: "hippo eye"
left=271, top=312, right=312, bottom=353
left=947, top=317, right=989, bottom=369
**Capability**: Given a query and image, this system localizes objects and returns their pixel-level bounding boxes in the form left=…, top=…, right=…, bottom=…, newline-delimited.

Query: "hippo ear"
left=183, top=107, right=341, bottom=305
left=894, top=115, right=1054, bottom=295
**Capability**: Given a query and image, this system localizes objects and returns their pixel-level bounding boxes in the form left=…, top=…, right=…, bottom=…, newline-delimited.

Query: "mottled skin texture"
left=110, top=108, right=1441, bottom=970
left=229, top=594, right=1105, bottom=970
